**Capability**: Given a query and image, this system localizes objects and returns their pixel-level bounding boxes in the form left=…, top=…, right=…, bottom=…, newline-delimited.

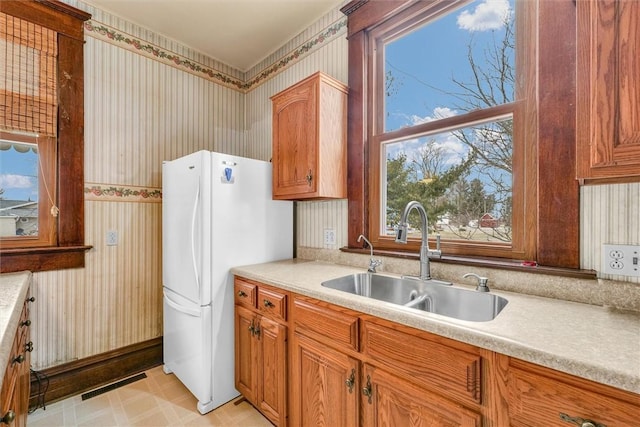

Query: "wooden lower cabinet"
left=508, top=359, right=640, bottom=427
left=362, top=364, right=481, bottom=427
left=234, top=278, right=288, bottom=426
left=1, top=292, right=32, bottom=427
left=234, top=277, right=640, bottom=427
left=290, top=332, right=359, bottom=427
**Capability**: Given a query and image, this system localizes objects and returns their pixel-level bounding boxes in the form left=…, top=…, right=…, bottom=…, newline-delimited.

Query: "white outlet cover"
left=106, top=230, right=118, bottom=246
left=602, top=244, right=640, bottom=277
left=324, top=228, right=336, bottom=245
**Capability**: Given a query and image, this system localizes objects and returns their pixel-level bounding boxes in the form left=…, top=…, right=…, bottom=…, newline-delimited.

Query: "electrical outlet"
left=106, top=230, right=118, bottom=246
left=602, top=244, right=640, bottom=276
left=323, top=228, right=336, bottom=245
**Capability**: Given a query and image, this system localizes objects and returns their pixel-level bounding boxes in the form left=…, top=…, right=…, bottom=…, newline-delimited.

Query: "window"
left=343, top=0, right=579, bottom=268
left=0, top=0, right=91, bottom=273
left=1, top=12, right=58, bottom=248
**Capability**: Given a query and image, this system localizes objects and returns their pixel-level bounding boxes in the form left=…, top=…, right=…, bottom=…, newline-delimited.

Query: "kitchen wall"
left=29, top=0, right=638, bottom=371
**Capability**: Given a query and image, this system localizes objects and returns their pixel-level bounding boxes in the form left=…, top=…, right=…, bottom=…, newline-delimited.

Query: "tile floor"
left=27, top=366, right=273, bottom=426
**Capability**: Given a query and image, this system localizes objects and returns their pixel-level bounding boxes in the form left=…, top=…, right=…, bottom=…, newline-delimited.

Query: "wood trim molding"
left=29, top=337, right=163, bottom=408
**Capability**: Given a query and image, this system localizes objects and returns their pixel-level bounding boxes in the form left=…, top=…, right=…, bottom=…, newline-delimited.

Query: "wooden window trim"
left=0, top=0, right=92, bottom=273
left=342, top=0, right=580, bottom=269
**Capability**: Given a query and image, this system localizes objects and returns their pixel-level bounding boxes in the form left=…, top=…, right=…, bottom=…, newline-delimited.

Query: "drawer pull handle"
left=237, top=290, right=247, bottom=298
left=25, top=341, right=34, bottom=352
left=345, top=368, right=355, bottom=393
left=362, top=375, right=372, bottom=404
left=560, top=413, right=605, bottom=427
left=21, top=319, right=31, bottom=327
left=263, top=299, right=275, bottom=308
left=1, top=410, right=16, bottom=425
left=13, top=354, right=25, bottom=364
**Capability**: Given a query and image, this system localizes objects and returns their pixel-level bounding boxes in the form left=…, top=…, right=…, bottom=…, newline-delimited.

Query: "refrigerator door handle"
left=190, top=181, right=201, bottom=296
left=164, top=291, right=201, bottom=317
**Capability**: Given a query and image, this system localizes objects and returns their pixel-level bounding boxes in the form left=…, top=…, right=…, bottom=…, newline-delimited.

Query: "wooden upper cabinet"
left=577, top=0, right=640, bottom=181
left=271, top=72, right=348, bottom=200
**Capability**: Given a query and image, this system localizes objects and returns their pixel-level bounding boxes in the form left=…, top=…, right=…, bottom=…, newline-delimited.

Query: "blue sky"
left=0, top=141, right=39, bottom=202
left=384, top=0, right=514, bottom=166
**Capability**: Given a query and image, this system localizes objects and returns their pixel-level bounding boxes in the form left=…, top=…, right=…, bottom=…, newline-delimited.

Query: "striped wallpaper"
left=26, top=0, right=639, bottom=371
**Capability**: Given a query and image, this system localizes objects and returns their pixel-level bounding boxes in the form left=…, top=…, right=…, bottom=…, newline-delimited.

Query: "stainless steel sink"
left=321, top=273, right=508, bottom=322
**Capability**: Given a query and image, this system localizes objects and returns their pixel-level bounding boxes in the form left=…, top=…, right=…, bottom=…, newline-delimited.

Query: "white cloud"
left=409, top=106, right=458, bottom=126
left=0, top=174, right=33, bottom=189
left=457, top=0, right=511, bottom=32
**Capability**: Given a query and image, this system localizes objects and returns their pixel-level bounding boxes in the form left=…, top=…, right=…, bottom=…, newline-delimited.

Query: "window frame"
left=342, top=0, right=580, bottom=269
left=0, top=0, right=91, bottom=273
left=0, top=132, right=57, bottom=248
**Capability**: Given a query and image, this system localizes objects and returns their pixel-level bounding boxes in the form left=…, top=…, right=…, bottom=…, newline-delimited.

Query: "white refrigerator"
left=162, top=150, right=293, bottom=414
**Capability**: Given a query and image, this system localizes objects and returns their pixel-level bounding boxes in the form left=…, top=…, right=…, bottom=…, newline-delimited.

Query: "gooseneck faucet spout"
left=358, top=234, right=382, bottom=273
left=395, top=201, right=440, bottom=281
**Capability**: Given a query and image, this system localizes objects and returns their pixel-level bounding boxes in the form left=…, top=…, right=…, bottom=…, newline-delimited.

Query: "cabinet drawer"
left=292, top=297, right=358, bottom=352
left=234, top=278, right=257, bottom=308
left=361, top=320, right=482, bottom=406
left=258, top=287, right=287, bottom=322
left=508, top=363, right=639, bottom=427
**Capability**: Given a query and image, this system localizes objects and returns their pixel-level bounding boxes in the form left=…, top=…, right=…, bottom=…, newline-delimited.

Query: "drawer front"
left=234, top=278, right=257, bottom=309
left=509, top=365, right=639, bottom=427
left=257, top=287, right=288, bottom=322
left=361, top=320, right=482, bottom=405
left=292, top=297, right=358, bottom=352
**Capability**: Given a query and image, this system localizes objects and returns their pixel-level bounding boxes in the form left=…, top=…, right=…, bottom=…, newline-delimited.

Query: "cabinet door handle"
left=27, top=296, right=35, bottom=303
left=305, top=169, right=313, bottom=186
left=1, top=410, right=16, bottom=425
left=362, top=374, right=372, bottom=404
left=13, top=354, right=25, bottom=364
left=237, top=290, right=247, bottom=298
left=25, top=341, right=34, bottom=352
left=263, top=299, right=274, bottom=308
left=248, top=321, right=255, bottom=335
left=21, top=319, right=31, bottom=327
left=560, top=413, right=606, bottom=427
left=345, top=368, right=356, bottom=393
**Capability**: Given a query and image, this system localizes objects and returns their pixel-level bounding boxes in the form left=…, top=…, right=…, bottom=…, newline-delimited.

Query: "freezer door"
left=163, top=289, right=213, bottom=412
left=162, top=151, right=212, bottom=305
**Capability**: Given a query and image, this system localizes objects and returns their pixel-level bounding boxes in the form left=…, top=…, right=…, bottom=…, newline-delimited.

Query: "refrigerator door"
left=207, top=153, right=293, bottom=410
left=162, top=151, right=212, bottom=305
left=162, top=288, right=213, bottom=412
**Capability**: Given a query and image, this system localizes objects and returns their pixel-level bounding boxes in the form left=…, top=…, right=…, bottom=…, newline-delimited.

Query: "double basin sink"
left=321, top=273, right=508, bottom=322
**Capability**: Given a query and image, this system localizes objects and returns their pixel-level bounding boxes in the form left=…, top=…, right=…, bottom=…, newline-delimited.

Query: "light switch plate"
left=602, top=244, right=640, bottom=276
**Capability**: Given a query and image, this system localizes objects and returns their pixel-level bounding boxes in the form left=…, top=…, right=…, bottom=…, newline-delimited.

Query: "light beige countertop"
left=0, top=271, right=31, bottom=389
left=231, top=259, right=640, bottom=394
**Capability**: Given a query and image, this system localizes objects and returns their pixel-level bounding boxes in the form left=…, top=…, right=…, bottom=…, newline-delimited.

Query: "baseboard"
left=29, top=336, right=163, bottom=408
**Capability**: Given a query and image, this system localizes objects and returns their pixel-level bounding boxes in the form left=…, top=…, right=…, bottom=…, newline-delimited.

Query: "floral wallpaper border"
left=83, top=17, right=347, bottom=93
left=85, top=183, right=162, bottom=203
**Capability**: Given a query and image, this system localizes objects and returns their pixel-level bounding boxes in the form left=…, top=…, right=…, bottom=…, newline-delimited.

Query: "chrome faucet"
left=357, top=234, right=382, bottom=273
left=395, top=201, right=441, bottom=281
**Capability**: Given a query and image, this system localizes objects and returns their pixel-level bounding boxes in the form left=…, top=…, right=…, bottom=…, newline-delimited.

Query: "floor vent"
left=81, top=373, right=147, bottom=401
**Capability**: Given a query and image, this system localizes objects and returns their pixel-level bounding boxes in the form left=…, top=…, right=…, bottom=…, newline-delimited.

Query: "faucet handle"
left=368, top=258, right=382, bottom=273
left=427, top=234, right=442, bottom=258
left=463, top=272, right=490, bottom=292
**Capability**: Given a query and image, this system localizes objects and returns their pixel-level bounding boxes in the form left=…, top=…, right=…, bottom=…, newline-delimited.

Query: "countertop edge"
left=231, top=260, right=640, bottom=395
left=0, top=271, right=32, bottom=390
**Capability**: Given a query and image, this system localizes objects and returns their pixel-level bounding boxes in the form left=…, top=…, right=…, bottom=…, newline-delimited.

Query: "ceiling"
left=83, top=0, right=344, bottom=71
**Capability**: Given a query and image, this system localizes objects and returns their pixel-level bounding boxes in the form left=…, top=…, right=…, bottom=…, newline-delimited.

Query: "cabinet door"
left=234, top=305, right=257, bottom=404
left=257, top=316, right=287, bottom=426
left=577, top=0, right=640, bottom=179
left=272, top=79, right=318, bottom=198
left=290, top=332, right=359, bottom=427
left=361, top=364, right=482, bottom=427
